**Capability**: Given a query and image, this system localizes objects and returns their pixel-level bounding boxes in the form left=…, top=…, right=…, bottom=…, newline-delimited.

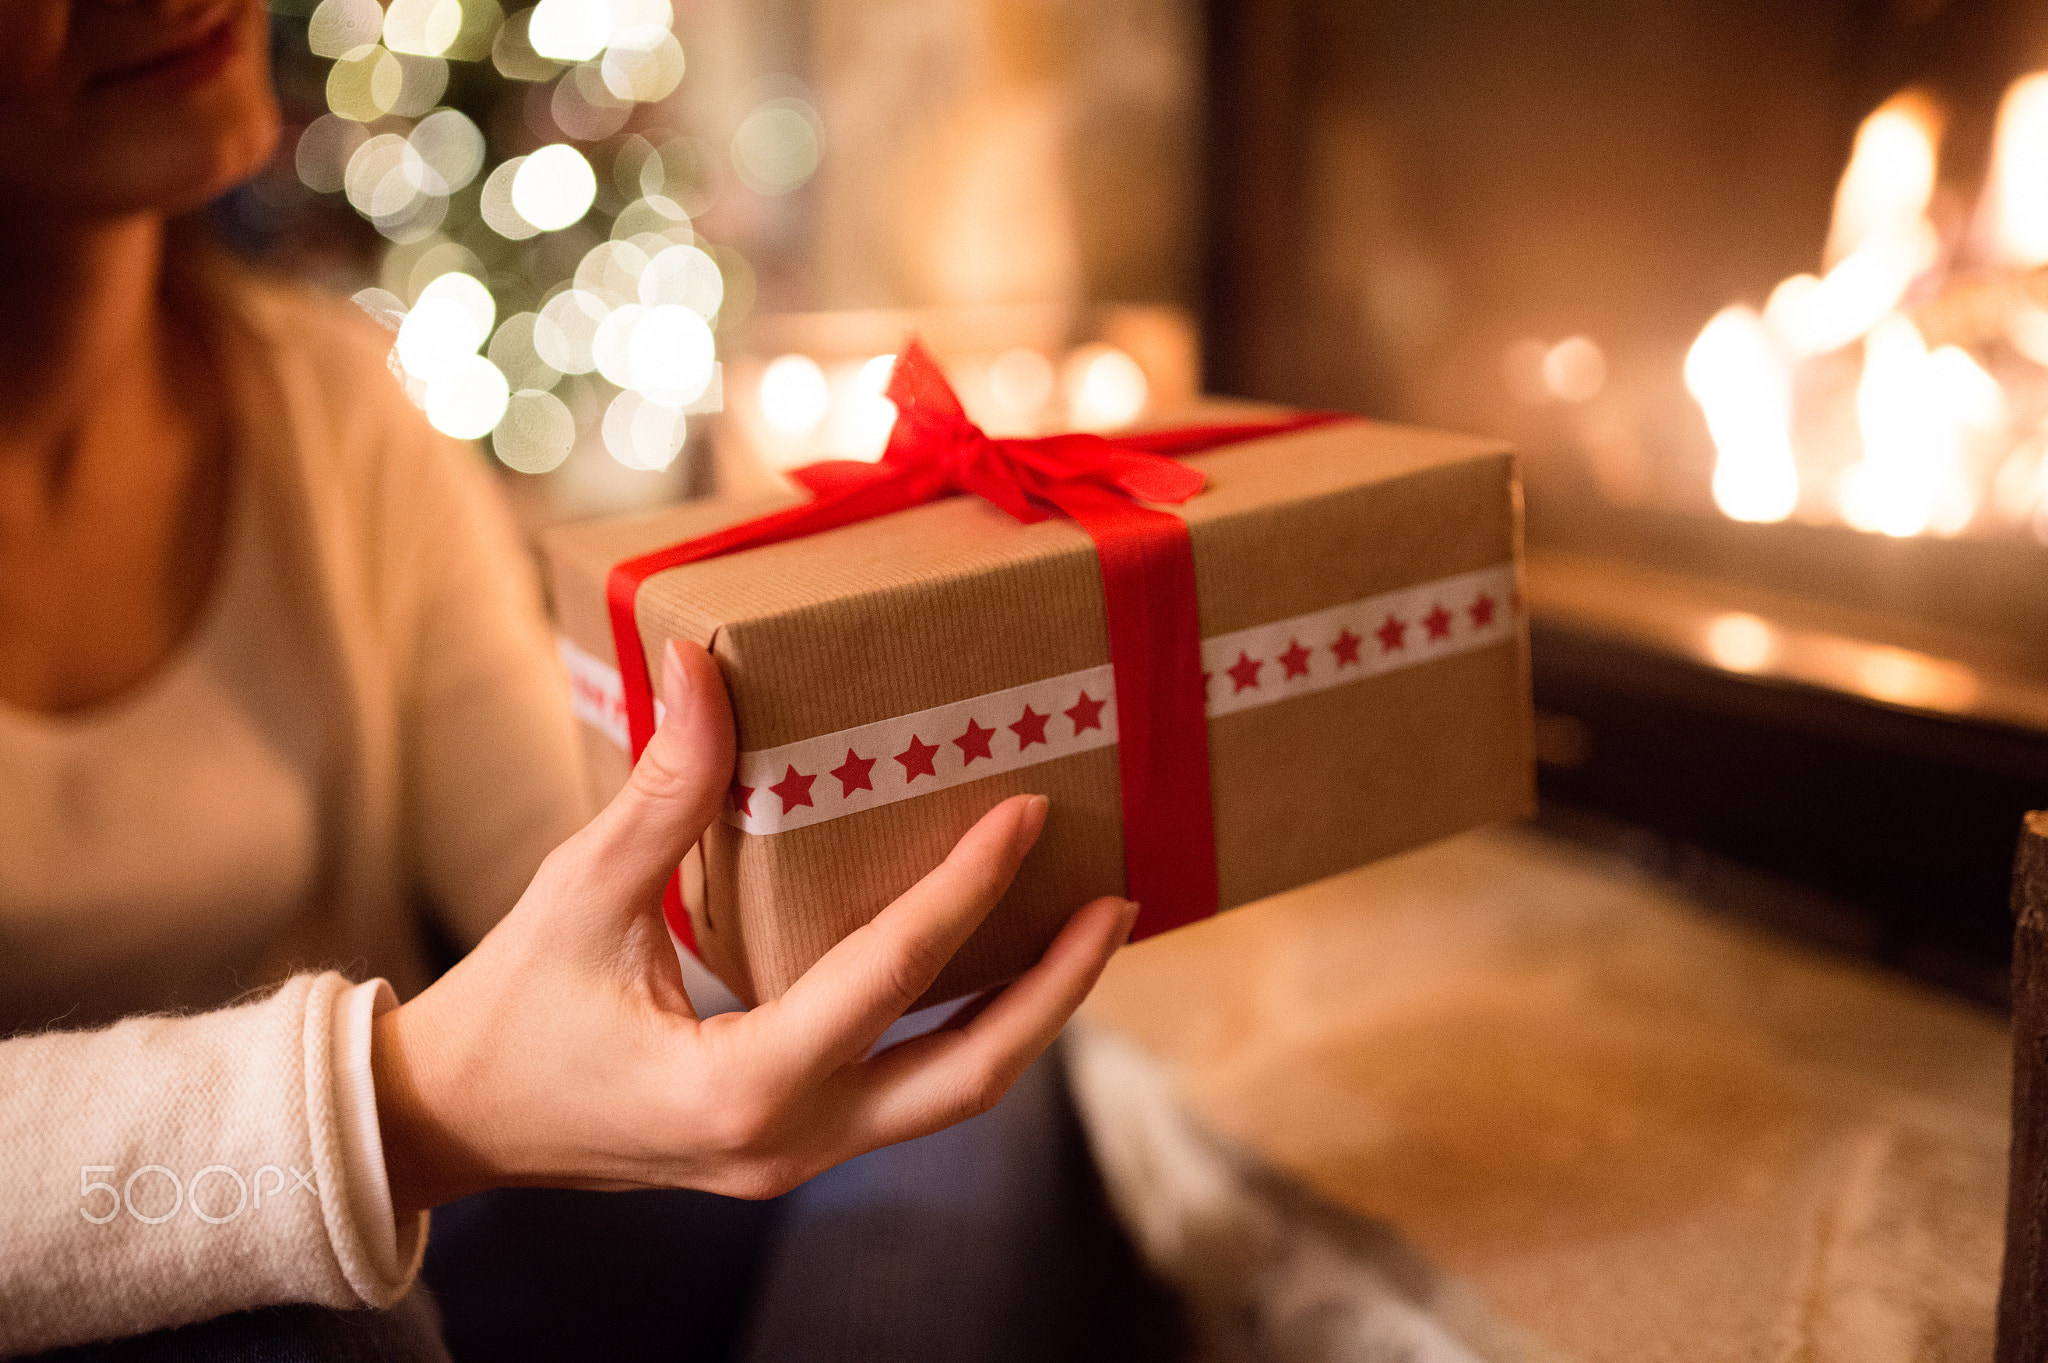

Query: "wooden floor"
left=1081, top=822, right=2011, bottom=1362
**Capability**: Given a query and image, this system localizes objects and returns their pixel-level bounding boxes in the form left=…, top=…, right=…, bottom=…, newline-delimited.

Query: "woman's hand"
left=371, top=640, right=1136, bottom=1216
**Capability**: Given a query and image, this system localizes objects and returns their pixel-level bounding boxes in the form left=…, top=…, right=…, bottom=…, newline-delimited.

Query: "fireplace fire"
left=1203, top=0, right=2048, bottom=1002
left=1686, top=79, right=2048, bottom=543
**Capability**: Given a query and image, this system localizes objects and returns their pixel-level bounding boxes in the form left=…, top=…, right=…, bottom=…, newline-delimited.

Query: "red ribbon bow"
left=791, top=340, right=1209, bottom=518
left=608, top=339, right=1343, bottom=950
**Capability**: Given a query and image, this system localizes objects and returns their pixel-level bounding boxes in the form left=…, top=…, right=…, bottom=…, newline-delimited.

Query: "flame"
left=1764, top=219, right=1938, bottom=357
left=1684, top=305, right=1799, bottom=522
left=1840, top=315, right=1976, bottom=536
left=1986, top=73, right=2048, bottom=269
left=1763, top=94, right=1942, bottom=358
left=1824, top=93, right=1942, bottom=267
left=1681, top=87, right=2015, bottom=540
left=1926, top=343, right=2004, bottom=429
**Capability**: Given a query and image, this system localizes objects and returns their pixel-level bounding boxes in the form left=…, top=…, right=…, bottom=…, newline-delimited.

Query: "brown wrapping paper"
left=545, top=416, right=1533, bottom=1007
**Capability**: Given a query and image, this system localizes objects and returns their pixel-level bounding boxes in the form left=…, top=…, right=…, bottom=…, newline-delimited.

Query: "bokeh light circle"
left=425, top=355, right=512, bottom=439
left=1064, top=345, right=1148, bottom=431
left=492, top=389, right=577, bottom=473
left=732, top=100, right=821, bottom=195
left=386, top=54, right=450, bottom=118
left=601, top=26, right=685, bottom=103
left=603, top=389, right=688, bottom=470
left=296, top=115, right=369, bottom=195
left=382, top=0, right=463, bottom=56
left=831, top=354, right=898, bottom=459
left=535, top=288, right=609, bottom=374
left=612, top=193, right=690, bottom=245
left=345, top=134, right=426, bottom=217
left=327, top=44, right=404, bottom=122
left=627, top=304, right=715, bottom=407
left=611, top=0, right=673, bottom=29
left=492, top=8, right=561, bottom=81
left=988, top=347, right=1054, bottom=420
left=479, top=158, right=541, bottom=240
left=527, top=0, right=610, bottom=62
left=488, top=313, right=563, bottom=392
left=859, top=353, right=896, bottom=395
left=416, top=271, right=495, bottom=343
left=576, top=238, right=652, bottom=305
left=512, top=144, right=597, bottom=231
left=404, top=240, right=484, bottom=301
left=592, top=303, right=647, bottom=387
left=409, top=110, right=485, bottom=194
left=638, top=243, right=721, bottom=317
left=308, top=0, right=381, bottom=58
left=759, top=354, right=828, bottom=436
left=374, top=191, right=448, bottom=244
left=396, top=295, right=484, bottom=382
left=553, top=62, right=633, bottom=141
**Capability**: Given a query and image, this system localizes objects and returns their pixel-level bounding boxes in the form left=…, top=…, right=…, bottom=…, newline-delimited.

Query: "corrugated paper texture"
left=546, top=417, right=1534, bottom=1007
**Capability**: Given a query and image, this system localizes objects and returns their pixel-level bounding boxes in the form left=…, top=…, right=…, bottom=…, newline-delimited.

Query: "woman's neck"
left=0, top=212, right=234, bottom=715
left=0, top=216, right=169, bottom=497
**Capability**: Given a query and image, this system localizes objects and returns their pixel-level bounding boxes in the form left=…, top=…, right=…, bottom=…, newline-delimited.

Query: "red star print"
left=895, top=734, right=939, bottom=782
left=730, top=780, right=754, bottom=816
left=1332, top=629, right=1362, bottom=667
left=1065, top=691, right=1107, bottom=734
left=954, top=718, right=996, bottom=765
left=1471, top=594, right=1496, bottom=628
left=830, top=748, right=876, bottom=797
left=768, top=764, right=816, bottom=814
left=1226, top=651, right=1263, bottom=692
left=1423, top=604, right=1453, bottom=640
left=1278, top=639, right=1312, bottom=678
left=1376, top=615, right=1408, bottom=652
left=1010, top=705, right=1050, bottom=749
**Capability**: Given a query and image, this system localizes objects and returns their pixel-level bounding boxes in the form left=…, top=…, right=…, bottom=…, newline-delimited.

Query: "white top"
left=0, top=271, right=592, bottom=1354
left=0, top=432, right=319, bottom=1035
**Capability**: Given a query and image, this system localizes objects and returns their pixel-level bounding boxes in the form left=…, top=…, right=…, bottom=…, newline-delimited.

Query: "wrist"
left=371, top=1002, right=492, bottom=1217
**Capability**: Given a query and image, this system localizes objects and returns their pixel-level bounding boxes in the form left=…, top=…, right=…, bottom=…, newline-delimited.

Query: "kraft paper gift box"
left=545, top=396, right=1533, bottom=1009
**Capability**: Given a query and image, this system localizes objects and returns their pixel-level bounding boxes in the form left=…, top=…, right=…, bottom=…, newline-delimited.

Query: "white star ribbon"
left=558, top=561, right=1517, bottom=837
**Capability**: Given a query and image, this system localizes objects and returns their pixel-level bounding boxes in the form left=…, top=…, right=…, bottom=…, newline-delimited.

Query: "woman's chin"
left=42, top=98, right=281, bottom=222
left=183, top=106, right=282, bottom=209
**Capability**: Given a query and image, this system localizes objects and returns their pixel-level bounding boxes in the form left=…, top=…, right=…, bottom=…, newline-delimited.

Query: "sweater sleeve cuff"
left=323, top=979, right=428, bottom=1305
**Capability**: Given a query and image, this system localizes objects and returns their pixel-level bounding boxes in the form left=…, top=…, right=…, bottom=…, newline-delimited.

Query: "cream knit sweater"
left=0, top=273, right=591, bottom=1354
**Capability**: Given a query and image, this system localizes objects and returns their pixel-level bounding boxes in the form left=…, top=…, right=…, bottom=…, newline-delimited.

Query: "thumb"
left=581, top=639, right=735, bottom=911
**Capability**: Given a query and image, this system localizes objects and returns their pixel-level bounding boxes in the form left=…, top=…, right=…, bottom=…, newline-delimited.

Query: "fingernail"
left=1015, top=794, right=1050, bottom=852
left=1118, top=900, right=1141, bottom=944
left=661, top=641, right=689, bottom=720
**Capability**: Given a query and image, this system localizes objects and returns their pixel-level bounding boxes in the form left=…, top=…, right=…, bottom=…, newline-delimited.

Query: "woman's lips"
left=90, top=12, right=244, bottom=93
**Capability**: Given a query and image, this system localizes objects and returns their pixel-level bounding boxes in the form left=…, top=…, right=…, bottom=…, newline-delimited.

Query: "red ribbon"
left=607, top=339, right=1344, bottom=951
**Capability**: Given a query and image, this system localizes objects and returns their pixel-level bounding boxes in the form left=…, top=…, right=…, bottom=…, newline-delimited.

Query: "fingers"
left=770, top=793, right=1050, bottom=1074
left=849, top=894, right=1138, bottom=1146
left=577, top=640, right=736, bottom=915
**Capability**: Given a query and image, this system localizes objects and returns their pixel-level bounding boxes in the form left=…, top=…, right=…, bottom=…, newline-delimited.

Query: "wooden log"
left=1999, top=810, right=2048, bottom=1363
